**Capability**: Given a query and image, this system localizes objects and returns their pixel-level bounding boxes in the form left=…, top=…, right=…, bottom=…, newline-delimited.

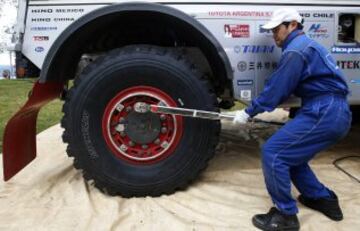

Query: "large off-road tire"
left=61, top=46, right=220, bottom=197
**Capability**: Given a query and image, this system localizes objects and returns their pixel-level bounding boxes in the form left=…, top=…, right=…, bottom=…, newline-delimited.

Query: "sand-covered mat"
left=1, top=109, right=359, bottom=230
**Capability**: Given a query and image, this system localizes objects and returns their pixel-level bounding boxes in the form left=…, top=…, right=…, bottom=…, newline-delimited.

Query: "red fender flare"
left=2, top=80, right=64, bottom=181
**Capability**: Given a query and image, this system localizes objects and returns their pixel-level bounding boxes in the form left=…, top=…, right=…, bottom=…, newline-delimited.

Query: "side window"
left=338, top=14, right=360, bottom=44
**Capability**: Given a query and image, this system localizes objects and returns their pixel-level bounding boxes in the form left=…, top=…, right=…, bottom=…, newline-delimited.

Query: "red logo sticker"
left=224, top=24, right=250, bottom=38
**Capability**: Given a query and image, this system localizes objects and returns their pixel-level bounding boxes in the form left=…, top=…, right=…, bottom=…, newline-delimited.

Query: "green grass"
left=0, top=79, right=63, bottom=152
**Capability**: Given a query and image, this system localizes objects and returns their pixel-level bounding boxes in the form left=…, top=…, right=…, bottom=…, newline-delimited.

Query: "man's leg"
left=290, top=163, right=330, bottom=199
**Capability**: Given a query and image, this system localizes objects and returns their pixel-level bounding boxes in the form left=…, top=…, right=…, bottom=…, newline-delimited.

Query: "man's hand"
left=233, top=109, right=250, bottom=124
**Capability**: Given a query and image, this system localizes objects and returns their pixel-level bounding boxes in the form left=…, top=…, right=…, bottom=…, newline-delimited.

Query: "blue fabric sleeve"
left=245, top=51, right=305, bottom=117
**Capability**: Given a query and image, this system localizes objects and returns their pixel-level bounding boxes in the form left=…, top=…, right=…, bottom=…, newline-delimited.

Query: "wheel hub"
left=125, top=111, right=161, bottom=144
left=102, top=86, right=183, bottom=165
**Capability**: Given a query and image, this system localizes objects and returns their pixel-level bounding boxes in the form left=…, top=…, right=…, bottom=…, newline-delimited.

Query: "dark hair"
left=282, top=21, right=304, bottom=30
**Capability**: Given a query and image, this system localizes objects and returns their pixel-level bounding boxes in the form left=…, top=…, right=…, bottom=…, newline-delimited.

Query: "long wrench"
left=134, top=102, right=285, bottom=126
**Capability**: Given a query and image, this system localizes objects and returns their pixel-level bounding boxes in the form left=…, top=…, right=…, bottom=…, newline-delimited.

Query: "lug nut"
left=161, top=127, right=167, bottom=134
left=116, top=103, right=124, bottom=112
left=119, top=117, right=126, bottom=123
left=161, top=141, right=169, bottom=149
left=154, top=139, right=160, bottom=145
left=120, top=144, right=128, bottom=152
left=142, top=144, right=148, bottom=149
left=129, top=141, right=135, bottom=147
left=115, top=124, right=125, bottom=132
left=120, top=131, right=126, bottom=137
left=126, top=106, right=132, bottom=112
left=160, top=114, right=167, bottom=121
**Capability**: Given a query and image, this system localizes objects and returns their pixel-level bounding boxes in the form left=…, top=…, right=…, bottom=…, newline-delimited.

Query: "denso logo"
left=308, top=24, right=329, bottom=39
left=35, top=47, right=44, bottom=52
left=234, top=45, right=275, bottom=54
left=308, top=24, right=327, bottom=33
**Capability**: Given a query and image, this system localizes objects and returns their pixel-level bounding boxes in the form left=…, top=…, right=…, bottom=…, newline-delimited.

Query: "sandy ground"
left=0, top=109, right=359, bottom=231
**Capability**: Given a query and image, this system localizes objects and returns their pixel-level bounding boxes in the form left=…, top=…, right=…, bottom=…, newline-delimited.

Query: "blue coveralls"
left=245, top=29, right=352, bottom=215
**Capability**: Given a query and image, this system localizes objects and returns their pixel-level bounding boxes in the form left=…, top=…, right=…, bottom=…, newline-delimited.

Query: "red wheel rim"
left=102, top=86, right=183, bottom=165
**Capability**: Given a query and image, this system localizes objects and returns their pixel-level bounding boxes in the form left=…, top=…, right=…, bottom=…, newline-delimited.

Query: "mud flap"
left=2, top=80, right=64, bottom=181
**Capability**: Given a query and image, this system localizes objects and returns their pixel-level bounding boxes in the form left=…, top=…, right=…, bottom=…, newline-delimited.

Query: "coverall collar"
left=282, top=29, right=304, bottom=51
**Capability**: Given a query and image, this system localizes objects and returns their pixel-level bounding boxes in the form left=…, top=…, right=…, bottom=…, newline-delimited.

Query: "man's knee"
left=261, top=142, right=275, bottom=169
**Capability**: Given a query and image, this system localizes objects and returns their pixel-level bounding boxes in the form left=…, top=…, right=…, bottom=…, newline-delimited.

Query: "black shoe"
left=298, top=191, right=343, bottom=221
left=252, top=207, right=300, bottom=231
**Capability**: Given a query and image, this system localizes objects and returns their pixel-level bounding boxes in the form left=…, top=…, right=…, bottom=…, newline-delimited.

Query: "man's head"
left=262, top=8, right=303, bottom=47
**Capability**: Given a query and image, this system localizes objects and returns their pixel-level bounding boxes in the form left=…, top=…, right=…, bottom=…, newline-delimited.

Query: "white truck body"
left=14, top=0, right=360, bottom=105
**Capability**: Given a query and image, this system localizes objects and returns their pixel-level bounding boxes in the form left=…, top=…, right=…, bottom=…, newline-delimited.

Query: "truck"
left=3, top=0, right=360, bottom=197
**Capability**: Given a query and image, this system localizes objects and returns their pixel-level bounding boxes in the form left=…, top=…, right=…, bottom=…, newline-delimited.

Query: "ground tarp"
left=1, top=110, right=359, bottom=231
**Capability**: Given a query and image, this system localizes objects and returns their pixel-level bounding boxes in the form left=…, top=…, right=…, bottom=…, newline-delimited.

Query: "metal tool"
left=134, top=102, right=285, bottom=126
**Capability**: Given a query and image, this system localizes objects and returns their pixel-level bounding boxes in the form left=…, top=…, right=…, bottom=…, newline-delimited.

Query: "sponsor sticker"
left=31, top=26, right=58, bottom=31
left=300, top=13, right=334, bottom=18
left=237, top=61, right=247, bottom=72
left=224, top=24, right=250, bottom=38
left=237, top=80, right=254, bottom=86
left=350, top=79, right=360, bottom=85
left=234, top=45, right=275, bottom=54
left=209, top=11, right=272, bottom=17
left=31, top=18, right=51, bottom=22
left=35, top=47, right=44, bottom=52
left=308, top=24, right=329, bottom=39
left=33, top=36, right=49, bottom=41
left=259, top=25, right=272, bottom=36
left=331, top=46, right=360, bottom=54
left=240, top=90, right=252, bottom=100
left=337, top=60, right=360, bottom=69
left=237, top=61, right=278, bottom=71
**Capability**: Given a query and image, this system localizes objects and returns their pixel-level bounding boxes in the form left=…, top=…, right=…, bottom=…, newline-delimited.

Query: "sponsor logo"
left=234, top=45, right=275, bottom=54
left=350, top=79, right=360, bottom=85
left=31, top=9, right=53, bottom=14
left=209, top=11, right=272, bottom=17
left=53, top=18, right=75, bottom=22
left=337, top=60, right=360, bottom=69
left=259, top=25, right=272, bottom=35
left=224, top=24, right=250, bottom=38
left=55, top=8, right=85, bottom=13
left=237, top=61, right=247, bottom=72
left=31, top=26, right=58, bottom=31
left=33, top=36, right=49, bottom=41
left=313, top=13, right=334, bottom=18
left=240, top=90, right=252, bottom=100
left=331, top=46, right=360, bottom=54
left=237, top=61, right=278, bottom=71
left=308, top=24, right=329, bottom=39
left=31, top=18, right=51, bottom=22
left=300, top=13, right=334, bottom=18
left=237, top=79, right=254, bottom=86
left=35, top=46, right=44, bottom=52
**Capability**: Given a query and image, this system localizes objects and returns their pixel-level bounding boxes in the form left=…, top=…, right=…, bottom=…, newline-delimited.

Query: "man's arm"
left=245, top=51, right=306, bottom=117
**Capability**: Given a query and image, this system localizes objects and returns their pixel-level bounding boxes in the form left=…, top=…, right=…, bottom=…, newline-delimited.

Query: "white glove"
left=232, top=109, right=250, bottom=124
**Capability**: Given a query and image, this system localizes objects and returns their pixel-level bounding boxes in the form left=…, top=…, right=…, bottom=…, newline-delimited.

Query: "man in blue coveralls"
left=233, top=8, right=352, bottom=231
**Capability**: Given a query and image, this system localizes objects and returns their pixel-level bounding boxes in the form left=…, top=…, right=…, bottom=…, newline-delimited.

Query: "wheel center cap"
left=125, top=111, right=161, bottom=144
